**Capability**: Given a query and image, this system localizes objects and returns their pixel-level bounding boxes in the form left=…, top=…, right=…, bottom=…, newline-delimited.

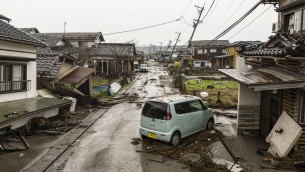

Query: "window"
left=174, top=102, right=192, bottom=114
left=284, top=10, right=303, bottom=33
left=189, top=100, right=207, bottom=112
left=142, top=101, right=167, bottom=120
left=197, top=49, right=203, bottom=54
left=0, top=63, right=27, bottom=93
left=222, top=49, right=226, bottom=54
left=210, top=49, right=217, bottom=53
left=203, top=49, right=207, bottom=54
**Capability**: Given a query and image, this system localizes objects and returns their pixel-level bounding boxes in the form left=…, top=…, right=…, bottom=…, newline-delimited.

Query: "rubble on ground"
left=134, top=129, right=228, bottom=171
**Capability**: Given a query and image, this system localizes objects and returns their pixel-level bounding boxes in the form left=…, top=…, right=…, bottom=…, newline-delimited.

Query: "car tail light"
left=166, top=112, right=172, bottom=120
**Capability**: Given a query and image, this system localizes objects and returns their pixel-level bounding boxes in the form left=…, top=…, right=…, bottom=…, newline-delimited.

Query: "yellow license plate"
left=148, top=133, right=157, bottom=139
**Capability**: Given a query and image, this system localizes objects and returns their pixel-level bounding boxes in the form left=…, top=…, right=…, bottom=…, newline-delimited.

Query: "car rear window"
left=142, top=101, right=167, bottom=120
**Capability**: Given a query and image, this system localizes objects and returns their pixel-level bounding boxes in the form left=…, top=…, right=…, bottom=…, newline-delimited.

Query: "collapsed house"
left=29, top=33, right=96, bottom=98
left=0, top=15, right=72, bottom=132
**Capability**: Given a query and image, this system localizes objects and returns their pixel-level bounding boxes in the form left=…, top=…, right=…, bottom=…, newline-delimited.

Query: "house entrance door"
left=260, top=91, right=281, bottom=138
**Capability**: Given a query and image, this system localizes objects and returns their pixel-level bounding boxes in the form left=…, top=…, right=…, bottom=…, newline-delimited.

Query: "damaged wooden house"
left=31, top=33, right=95, bottom=99
left=0, top=15, right=72, bottom=133
left=90, top=43, right=137, bottom=75
left=220, top=36, right=305, bottom=156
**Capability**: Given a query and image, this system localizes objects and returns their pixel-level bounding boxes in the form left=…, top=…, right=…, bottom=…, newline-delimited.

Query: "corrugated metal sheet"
left=219, top=67, right=305, bottom=86
left=59, top=67, right=95, bottom=84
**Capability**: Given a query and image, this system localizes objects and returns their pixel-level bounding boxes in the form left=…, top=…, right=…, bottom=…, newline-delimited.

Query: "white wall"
left=0, top=41, right=37, bottom=102
left=238, top=83, right=261, bottom=106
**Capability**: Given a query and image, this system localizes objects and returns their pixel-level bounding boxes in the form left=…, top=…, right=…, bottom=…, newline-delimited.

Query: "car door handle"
left=178, top=117, right=182, bottom=120
left=150, top=123, right=155, bottom=126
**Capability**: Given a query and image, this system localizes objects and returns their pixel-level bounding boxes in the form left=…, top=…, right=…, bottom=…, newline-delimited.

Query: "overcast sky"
left=2, top=0, right=277, bottom=46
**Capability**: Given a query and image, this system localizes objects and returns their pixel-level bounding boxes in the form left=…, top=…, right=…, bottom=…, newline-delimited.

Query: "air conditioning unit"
left=272, top=22, right=280, bottom=33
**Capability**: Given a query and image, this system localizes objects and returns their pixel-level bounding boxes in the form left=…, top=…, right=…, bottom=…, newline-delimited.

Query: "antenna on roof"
left=64, top=21, right=67, bottom=37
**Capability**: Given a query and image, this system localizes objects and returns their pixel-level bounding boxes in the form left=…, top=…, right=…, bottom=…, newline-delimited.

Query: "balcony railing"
left=0, top=80, right=31, bottom=94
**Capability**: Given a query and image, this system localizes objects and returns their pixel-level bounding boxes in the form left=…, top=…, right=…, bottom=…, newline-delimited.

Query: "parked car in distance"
left=139, top=63, right=148, bottom=72
left=139, top=95, right=214, bottom=146
left=193, top=60, right=212, bottom=68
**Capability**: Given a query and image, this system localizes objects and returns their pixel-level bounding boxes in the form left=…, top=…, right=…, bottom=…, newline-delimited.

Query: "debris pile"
left=134, top=130, right=228, bottom=171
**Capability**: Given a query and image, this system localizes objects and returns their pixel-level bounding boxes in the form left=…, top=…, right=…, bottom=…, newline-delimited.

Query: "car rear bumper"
left=139, top=127, right=171, bottom=142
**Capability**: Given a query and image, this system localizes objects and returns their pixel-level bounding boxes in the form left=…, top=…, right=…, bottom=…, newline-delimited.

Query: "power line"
left=104, top=18, right=181, bottom=35
left=203, top=0, right=220, bottom=24
left=228, top=5, right=272, bottom=40
left=221, top=0, right=246, bottom=27
left=181, top=0, right=194, bottom=17
left=212, top=0, right=236, bottom=25
left=212, top=0, right=264, bottom=41
left=181, top=16, right=193, bottom=27
left=200, top=0, right=216, bottom=22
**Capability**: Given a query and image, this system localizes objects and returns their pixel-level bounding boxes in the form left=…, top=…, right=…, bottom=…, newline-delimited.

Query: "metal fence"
left=0, top=80, right=31, bottom=94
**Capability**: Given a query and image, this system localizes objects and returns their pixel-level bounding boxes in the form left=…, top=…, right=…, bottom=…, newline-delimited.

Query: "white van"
left=139, top=95, right=214, bottom=146
left=139, top=63, right=148, bottom=72
left=193, top=60, right=212, bottom=68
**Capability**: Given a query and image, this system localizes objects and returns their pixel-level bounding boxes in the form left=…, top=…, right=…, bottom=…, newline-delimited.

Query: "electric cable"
left=211, top=0, right=264, bottom=42
left=203, top=0, right=220, bottom=24
left=221, top=0, right=246, bottom=26
left=104, top=18, right=181, bottom=35
left=200, top=0, right=216, bottom=22
left=212, top=0, right=237, bottom=25
left=228, top=5, right=272, bottom=39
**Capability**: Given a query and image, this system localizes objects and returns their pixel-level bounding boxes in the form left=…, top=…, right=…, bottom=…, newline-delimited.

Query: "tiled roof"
left=0, top=20, right=45, bottom=47
left=43, top=32, right=105, bottom=41
left=190, top=40, right=230, bottom=47
left=229, top=41, right=262, bottom=47
left=0, top=14, right=11, bottom=22
left=37, top=53, right=77, bottom=79
left=94, top=43, right=136, bottom=57
left=19, top=27, right=39, bottom=34
left=31, top=33, right=72, bottom=54
left=238, top=33, right=305, bottom=57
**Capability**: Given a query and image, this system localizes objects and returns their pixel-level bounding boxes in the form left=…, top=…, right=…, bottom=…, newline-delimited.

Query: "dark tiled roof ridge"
left=0, top=20, right=46, bottom=47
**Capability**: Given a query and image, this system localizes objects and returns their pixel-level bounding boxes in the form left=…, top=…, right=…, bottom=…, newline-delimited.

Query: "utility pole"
left=158, top=42, right=163, bottom=62
left=169, top=32, right=181, bottom=62
left=189, top=5, right=205, bottom=42
left=63, top=21, right=67, bottom=37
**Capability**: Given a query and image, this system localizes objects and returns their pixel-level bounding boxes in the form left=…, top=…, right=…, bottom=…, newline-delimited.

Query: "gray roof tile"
left=190, top=40, right=230, bottom=47
left=0, top=19, right=45, bottom=47
left=94, top=43, right=136, bottom=57
left=43, top=32, right=105, bottom=41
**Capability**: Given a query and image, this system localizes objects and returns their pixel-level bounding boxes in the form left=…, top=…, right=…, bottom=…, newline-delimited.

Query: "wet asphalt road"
left=49, top=63, right=187, bottom=172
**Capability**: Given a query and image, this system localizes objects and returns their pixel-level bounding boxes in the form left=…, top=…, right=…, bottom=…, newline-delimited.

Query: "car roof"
left=149, top=95, right=200, bottom=104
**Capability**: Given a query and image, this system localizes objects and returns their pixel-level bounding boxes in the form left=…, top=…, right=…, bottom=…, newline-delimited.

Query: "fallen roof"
left=219, top=67, right=305, bottom=91
left=59, top=67, right=95, bottom=84
left=0, top=20, right=45, bottom=47
left=37, top=53, right=77, bottom=79
left=0, top=97, right=71, bottom=127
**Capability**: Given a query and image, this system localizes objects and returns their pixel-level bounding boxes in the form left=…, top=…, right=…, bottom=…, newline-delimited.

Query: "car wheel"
left=206, top=119, right=214, bottom=130
left=170, top=132, right=180, bottom=146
